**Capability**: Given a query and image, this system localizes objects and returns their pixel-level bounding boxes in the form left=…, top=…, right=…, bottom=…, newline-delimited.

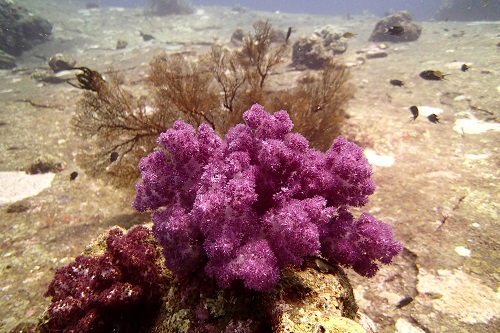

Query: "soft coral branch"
left=134, top=104, right=402, bottom=291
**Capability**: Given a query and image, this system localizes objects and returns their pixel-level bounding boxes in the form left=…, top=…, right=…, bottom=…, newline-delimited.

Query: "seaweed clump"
left=72, top=20, right=353, bottom=187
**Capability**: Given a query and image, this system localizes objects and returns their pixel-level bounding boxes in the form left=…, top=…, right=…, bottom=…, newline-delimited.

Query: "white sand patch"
left=395, top=318, right=426, bottom=333
left=364, top=149, right=395, bottom=167
left=0, top=171, right=55, bottom=205
left=417, top=106, right=444, bottom=117
left=464, top=153, right=490, bottom=160
left=453, top=116, right=500, bottom=134
left=455, top=246, right=471, bottom=257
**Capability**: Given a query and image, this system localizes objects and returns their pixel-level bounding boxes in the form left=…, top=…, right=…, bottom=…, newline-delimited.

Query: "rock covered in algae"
left=36, top=226, right=372, bottom=333
left=270, top=257, right=366, bottom=333
left=151, top=256, right=368, bottom=333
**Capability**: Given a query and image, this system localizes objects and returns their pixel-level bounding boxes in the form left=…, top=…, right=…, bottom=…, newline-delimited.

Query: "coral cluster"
left=134, top=104, right=402, bottom=292
left=40, top=226, right=165, bottom=333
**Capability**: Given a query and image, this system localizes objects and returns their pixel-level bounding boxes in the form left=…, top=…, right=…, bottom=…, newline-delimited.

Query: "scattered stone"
left=369, top=11, right=422, bottom=43
left=116, top=39, right=128, bottom=50
left=31, top=69, right=74, bottom=84
left=6, top=201, right=30, bottom=213
left=24, top=155, right=64, bottom=175
left=0, top=0, right=52, bottom=56
left=316, top=25, right=348, bottom=54
left=230, top=28, right=245, bottom=44
left=291, top=26, right=350, bottom=69
left=48, top=53, right=77, bottom=73
left=292, top=35, right=332, bottom=69
left=366, top=49, right=388, bottom=59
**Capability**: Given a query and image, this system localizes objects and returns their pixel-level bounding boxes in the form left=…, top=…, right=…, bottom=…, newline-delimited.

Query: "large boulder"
left=434, top=0, right=500, bottom=21
left=0, top=0, right=52, bottom=56
left=369, top=11, right=422, bottom=43
left=292, top=26, right=348, bottom=70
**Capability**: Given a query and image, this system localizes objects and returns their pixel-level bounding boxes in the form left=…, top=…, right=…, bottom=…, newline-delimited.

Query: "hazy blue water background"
left=97, top=0, right=442, bottom=20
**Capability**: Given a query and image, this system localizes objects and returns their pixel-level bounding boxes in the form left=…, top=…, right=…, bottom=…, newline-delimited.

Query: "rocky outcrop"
left=48, top=54, right=76, bottom=73
left=292, top=26, right=348, bottom=70
left=152, top=257, right=369, bottom=332
left=0, top=0, right=52, bottom=56
left=369, top=11, right=422, bottom=43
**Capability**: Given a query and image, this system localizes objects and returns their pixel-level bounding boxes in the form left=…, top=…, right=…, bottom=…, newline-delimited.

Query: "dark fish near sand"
left=409, top=106, right=419, bottom=121
left=390, top=79, right=404, bottom=87
left=427, top=114, right=441, bottom=124
left=70, top=171, right=78, bottom=181
left=420, top=70, right=450, bottom=81
left=110, top=152, right=119, bottom=163
left=386, top=25, right=405, bottom=36
left=396, top=296, right=414, bottom=309
left=140, top=31, right=155, bottom=41
left=461, top=64, right=470, bottom=72
left=285, top=27, right=292, bottom=42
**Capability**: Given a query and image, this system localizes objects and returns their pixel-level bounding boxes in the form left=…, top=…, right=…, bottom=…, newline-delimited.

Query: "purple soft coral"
left=134, top=104, right=402, bottom=291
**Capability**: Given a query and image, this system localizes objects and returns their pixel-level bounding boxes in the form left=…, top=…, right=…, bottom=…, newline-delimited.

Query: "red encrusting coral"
left=134, top=104, right=403, bottom=291
left=41, top=226, right=165, bottom=333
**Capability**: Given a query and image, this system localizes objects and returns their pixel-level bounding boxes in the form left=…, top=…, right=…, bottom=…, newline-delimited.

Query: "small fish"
left=427, top=114, right=441, bottom=124
left=390, top=79, right=404, bottom=87
left=409, top=105, right=419, bottom=121
left=396, top=296, right=413, bottom=309
left=420, top=70, right=450, bottom=81
left=481, top=1, right=489, bottom=7
left=70, top=171, right=78, bottom=181
left=110, top=151, right=119, bottom=163
left=386, top=25, right=405, bottom=36
left=139, top=31, right=155, bottom=41
left=285, top=27, right=292, bottom=42
left=461, top=64, right=470, bottom=72
left=342, top=32, right=357, bottom=38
